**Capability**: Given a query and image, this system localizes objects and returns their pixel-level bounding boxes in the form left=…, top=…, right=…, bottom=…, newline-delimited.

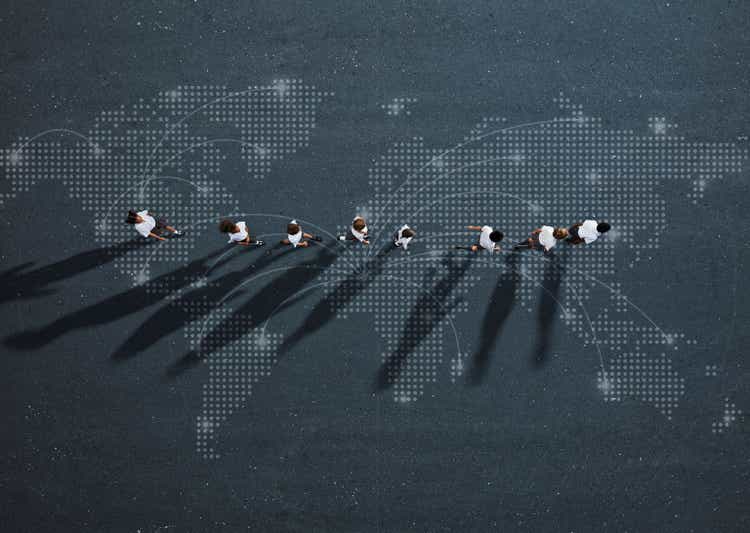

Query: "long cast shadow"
left=467, top=251, right=521, bottom=385
left=373, top=255, right=472, bottom=391
left=0, top=239, right=145, bottom=304
left=279, top=246, right=396, bottom=353
left=166, top=247, right=340, bottom=378
left=531, top=250, right=567, bottom=367
left=3, top=248, right=230, bottom=351
left=110, top=244, right=294, bottom=360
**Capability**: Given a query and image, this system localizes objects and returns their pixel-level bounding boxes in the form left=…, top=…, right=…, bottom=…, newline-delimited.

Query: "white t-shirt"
left=538, top=225, right=556, bottom=251
left=394, top=225, right=414, bottom=249
left=578, top=219, right=600, bottom=244
left=479, top=225, right=498, bottom=252
left=288, top=220, right=303, bottom=247
left=134, top=210, right=156, bottom=238
left=228, top=221, right=249, bottom=243
left=351, top=220, right=368, bottom=242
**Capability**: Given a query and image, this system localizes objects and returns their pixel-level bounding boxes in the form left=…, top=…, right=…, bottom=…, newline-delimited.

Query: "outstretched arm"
left=466, top=225, right=482, bottom=231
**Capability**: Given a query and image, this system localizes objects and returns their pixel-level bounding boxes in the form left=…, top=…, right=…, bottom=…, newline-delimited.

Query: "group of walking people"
left=126, top=210, right=611, bottom=252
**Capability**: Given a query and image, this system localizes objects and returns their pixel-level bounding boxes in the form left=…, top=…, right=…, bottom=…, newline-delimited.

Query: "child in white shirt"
left=282, top=220, right=321, bottom=248
left=338, top=216, right=369, bottom=244
left=393, top=225, right=416, bottom=250
left=516, top=225, right=568, bottom=252
left=462, top=225, right=504, bottom=253
left=567, top=220, right=611, bottom=245
left=126, top=209, right=182, bottom=241
left=219, top=219, right=265, bottom=246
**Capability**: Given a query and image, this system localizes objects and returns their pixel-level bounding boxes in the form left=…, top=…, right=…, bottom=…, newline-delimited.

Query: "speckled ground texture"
left=1, top=2, right=749, bottom=532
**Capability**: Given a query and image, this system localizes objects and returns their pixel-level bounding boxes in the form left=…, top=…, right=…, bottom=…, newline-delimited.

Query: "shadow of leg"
left=531, top=250, right=567, bottom=367
left=467, top=251, right=521, bottom=385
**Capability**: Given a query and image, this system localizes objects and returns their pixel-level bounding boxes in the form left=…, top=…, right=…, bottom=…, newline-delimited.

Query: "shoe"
left=251, top=240, right=265, bottom=246
left=338, top=235, right=346, bottom=241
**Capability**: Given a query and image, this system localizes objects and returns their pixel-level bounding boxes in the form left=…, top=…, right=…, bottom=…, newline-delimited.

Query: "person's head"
left=597, top=222, right=611, bottom=234
left=402, top=227, right=416, bottom=239
left=352, top=217, right=367, bottom=232
left=125, top=210, right=141, bottom=225
left=287, top=221, right=301, bottom=235
left=219, top=219, right=236, bottom=233
left=553, top=227, right=569, bottom=240
left=489, top=230, right=504, bottom=243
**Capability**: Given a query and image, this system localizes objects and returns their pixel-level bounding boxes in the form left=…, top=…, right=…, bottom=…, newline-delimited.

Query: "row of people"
left=126, top=210, right=610, bottom=252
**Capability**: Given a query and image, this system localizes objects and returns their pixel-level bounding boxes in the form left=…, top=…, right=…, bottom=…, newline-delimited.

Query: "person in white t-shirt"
left=126, top=209, right=182, bottom=241
left=393, top=225, right=416, bottom=250
left=567, top=220, right=611, bottom=245
left=282, top=220, right=322, bottom=248
left=461, top=225, right=504, bottom=253
left=219, top=219, right=265, bottom=247
left=338, top=216, right=370, bottom=245
left=515, top=225, right=568, bottom=252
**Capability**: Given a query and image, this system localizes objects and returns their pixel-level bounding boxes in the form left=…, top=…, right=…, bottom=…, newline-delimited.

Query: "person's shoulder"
left=481, top=225, right=492, bottom=232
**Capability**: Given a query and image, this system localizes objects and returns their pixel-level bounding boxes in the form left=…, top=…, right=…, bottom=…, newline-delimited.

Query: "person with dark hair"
left=515, top=225, right=568, bottom=252
left=125, top=209, right=181, bottom=241
left=219, top=219, right=264, bottom=247
left=567, top=219, right=611, bottom=245
left=282, top=219, right=322, bottom=248
left=338, top=216, right=369, bottom=244
left=393, top=225, right=416, bottom=250
left=461, top=224, right=503, bottom=253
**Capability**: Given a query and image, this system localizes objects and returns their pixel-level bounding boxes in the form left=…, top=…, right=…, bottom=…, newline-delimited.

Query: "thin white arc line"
left=368, top=154, right=520, bottom=246
left=138, top=212, right=358, bottom=274
left=379, top=250, right=608, bottom=379
left=407, top=189, right=536, bottom=220
left=194, top=264, right=350, bottom=359
left=146, top=138, right=260, bottom=179
left=205, top=247, right=240, bottom=274
left=139, top=86, right=274, bottom=180
left=570, top=282, right=609, bottom=381
left=379, top=273, right=464, bottom=364
left=369, top=117, right=577, bottom=230
left=506, top=247, right=672, bottom=344
left=369, top=187, right=535, bottom=255
left=8, top=128, right=100, bottom=156
left=468, top=253, right=605, bottom=376
left=103, top=175, right=203, bottom=219
left=260, top=281, right=336, bottom=337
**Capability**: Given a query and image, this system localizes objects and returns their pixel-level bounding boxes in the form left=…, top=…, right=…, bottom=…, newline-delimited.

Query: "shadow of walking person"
left=166, top=247, right=340, bottom=378
left=531, top=250, right=567, bottom=367
left=110, top=244, right=295, bottom=361
left=3, top=248, right=227, bottom=351
left=466, top=250, right=521, bottom=385
left=373, top=255, right=472, bottom=391
left=0, top=239, right=145, bottom=304
left=279, top=245, right=396, bottom=354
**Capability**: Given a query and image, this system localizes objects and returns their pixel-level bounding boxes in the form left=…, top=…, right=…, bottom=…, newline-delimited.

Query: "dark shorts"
left=345, top=229, right=368, bottom=242
left=567, top=224, right=584, bottom=244
left=153, top=216, right=169, bottom=234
